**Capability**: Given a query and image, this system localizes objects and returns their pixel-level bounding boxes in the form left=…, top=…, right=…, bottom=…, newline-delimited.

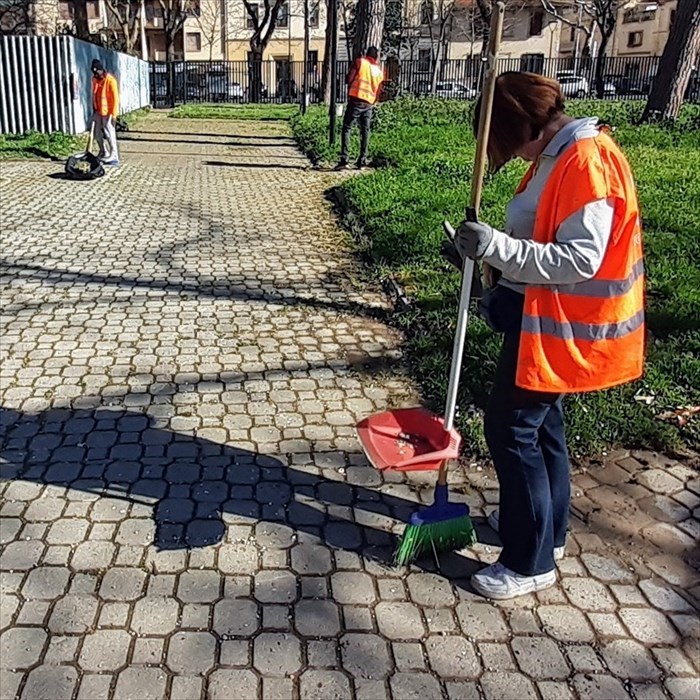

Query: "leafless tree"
left=104, top=0, right=141, bottom=54
left=641, top=0, right=700, bottom=122
left=242, top=0, right=286, bottom=100
left=541, top=0, right=622, bottom=97
left=194, top=0, right=222, bottom=60
left=421, top=0, right=457, bottom=91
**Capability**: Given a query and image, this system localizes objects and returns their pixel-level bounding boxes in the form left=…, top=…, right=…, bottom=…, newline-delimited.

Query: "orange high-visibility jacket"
left=516, top=129, right=645, bottom=394
left=93, top=73, right=119, bottom=118
left=349, top=58, right=384, bottom=105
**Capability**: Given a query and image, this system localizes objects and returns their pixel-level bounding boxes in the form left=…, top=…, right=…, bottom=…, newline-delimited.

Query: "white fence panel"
left=0, top=36, right=150, bottom=135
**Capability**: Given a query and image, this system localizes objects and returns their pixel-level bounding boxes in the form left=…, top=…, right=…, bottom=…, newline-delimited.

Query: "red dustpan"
left=356, top=257, right=476, bottom=472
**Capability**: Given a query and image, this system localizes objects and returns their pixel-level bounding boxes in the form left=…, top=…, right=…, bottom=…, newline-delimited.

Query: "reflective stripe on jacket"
left=516, top=130, right=645, bottom=394
left=348, top=58, right=384, bottom=105
left=93, top=73, right=119, bottom=117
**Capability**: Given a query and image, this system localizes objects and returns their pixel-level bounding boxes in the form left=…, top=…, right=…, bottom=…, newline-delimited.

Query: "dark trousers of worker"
left=340, top=98, right=373, bottom=164
left=482, top=286, right=571, bottom=576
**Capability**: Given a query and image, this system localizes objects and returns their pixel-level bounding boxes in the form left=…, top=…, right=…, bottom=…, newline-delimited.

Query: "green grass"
left=0, top=131, right=83, bottom=160
left=291, top=98, right=700, bottom=456
left=0, top=107, right=150, bottom=160
left=169, top=103, right=298, bottom=121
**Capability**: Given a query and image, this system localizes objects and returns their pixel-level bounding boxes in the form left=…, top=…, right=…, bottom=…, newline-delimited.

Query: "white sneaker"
left=488, top=510, right=566, bottom=560
left=471, top=562, right=557, bottom=600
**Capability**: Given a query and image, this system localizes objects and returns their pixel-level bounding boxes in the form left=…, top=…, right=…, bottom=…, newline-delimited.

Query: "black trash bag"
left=115, top=117, right=129, bottom=132
left=64, top=152, right=105, bottom=181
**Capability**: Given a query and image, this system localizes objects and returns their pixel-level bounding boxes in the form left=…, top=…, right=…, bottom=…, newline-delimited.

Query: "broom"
left=394, top=1, right=505, bottom=567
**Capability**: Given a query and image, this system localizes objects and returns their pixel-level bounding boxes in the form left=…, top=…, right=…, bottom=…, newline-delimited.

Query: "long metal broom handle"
left=443, top=1, right=505, bottom=433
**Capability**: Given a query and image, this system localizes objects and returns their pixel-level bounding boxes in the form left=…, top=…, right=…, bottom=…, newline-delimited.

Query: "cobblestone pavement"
left=1, top=113, right=698, bottom=700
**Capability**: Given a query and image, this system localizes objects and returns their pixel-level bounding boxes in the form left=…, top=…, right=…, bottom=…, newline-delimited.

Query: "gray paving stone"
left=0, top=671, right=22, bottom=700
left=177, top=569, right=222, bottom=603
left=425, top=636, right=481, bottom=679
left=114, top=668, right=167, bottom=700
left=562, top=578, right=616, bottom=611
left=375, top=602, right=425, bottom=640
left=665, top=678, right=700, bottom=700
left=78, top=629, right=132, bottom=671
left=130, top=596, right=179, bottom=635
left=639, top=579, right=695, bottom=613
left=331, top=571, right=376, bottom=605
left=456, top=602, right=510, bottom=641
left=171, top=676, right=203, bottom=700
left=510, top=636, right=569, bottom=680
left=218, top=543, right=259, bottom=574
left=100, top=567, right=146, bottom=601
left=255, top=569, right=297, bottom=604
left=538, top=681, right=576, bottom=700
left=406, top=573, right=456, bottom=607
left=340, top=633, right=392, bottom=679
left=393, top=642, right=426, bottom=671
left=213, top=599, right=260, bottom=636
left=572, top=673, right=630, bottom=700
left=48, top=595, right=99, bottom=634
left=537, top=605, right=595, bottom=643
left=291, top=544, right=333, bottom=575
left=254, top=632, right=302, bottom=676
left=167, top=631, right=217, bottom=674
left=602, top=639, right=662, bottom=681
left=0, top=627, right=47, bottom=669
left=21, top=566, right=70, bottom=599
left=355, top=679, right=391, bottom=700
left=619, top=607, right=680, bottom=644
left=300, top=670, right=352, bottom=700
left=580, top=553, right=636, bottom=583
left=76, top=674, right=113, bottom=700
left=390, top=672, right=444, bottom=699
left=0, top=541, right=44, bottom=570
left=71, top=541, right=116, bottom=570
left=20, top=666, right=79, bottom=700
left=480, top=672, right=538, bottom=700
left=308, top=639, right=339, bottom=668
left=295, top=600, right=341, bottom=636
left=446, top=681, right=481, bottom=700
left=208, top=670, right=259, bottom=700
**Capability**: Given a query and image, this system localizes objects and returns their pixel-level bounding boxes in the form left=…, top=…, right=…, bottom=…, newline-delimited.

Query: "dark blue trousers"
left=483, top=287, right=571, bottom=576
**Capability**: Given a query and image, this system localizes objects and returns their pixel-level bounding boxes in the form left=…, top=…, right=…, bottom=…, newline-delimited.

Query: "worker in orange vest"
left=335, top=47, right=384, bottom=170
left=91, top=59, right=120, bottom=166
left=444, top=72, right=645, bottom=600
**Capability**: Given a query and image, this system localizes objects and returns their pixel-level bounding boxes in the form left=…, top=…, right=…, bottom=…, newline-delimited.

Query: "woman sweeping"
left=446, top=72, right=645, bottom=600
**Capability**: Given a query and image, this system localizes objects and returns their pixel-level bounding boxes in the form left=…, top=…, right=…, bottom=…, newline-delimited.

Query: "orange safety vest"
left=516, top=129, right=645, bottom=394
left=93, top=73, right=119, bottom=117
left=349, top=58, right=384, bottom=105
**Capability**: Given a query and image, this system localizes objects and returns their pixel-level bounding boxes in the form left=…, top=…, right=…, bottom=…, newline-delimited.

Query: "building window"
left=418, top=49, right=431, bottom=72
left=570, top=26, right=576, bottom=42
left=276, top=1, right=289, bottom=28
left=420, top=0, right=433, bottom=26
left=627, top=31, right=643, bottom=48
left=246, top=3, right=259, bottom=28
left=309, top=3, right=319, bottom=27
left=188, top=0, right=201, bottom=18
left=529, top=10, right=544, bottom=36
left=86, top=0, right=100, bottom=20
left=58, top=1, right=73, bottom=20
left=520, top=53, right=544, bottom=74
left=670, top=9, right=676, bottom=26
left=186, top=32, right=201, bottom=52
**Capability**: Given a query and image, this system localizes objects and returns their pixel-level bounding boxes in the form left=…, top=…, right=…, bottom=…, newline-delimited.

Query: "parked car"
left=207, top=74, right=244, bottom=102
left=435, top=81, right=477, bottom=99
left=556, top=72, right=589, bottom=98
left=276, top=78, right=298, bottom=102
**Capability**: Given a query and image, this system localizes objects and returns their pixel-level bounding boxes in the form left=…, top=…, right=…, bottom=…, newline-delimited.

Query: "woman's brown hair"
left=473, top=71, right=565, bottom=171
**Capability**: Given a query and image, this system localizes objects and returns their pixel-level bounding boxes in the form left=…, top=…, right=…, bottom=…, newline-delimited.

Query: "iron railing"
left=150, top=55, right=700, bottom=107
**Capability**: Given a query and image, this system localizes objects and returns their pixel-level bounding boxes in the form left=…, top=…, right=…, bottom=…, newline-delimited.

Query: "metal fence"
left=1, top=35, right=150, bottom=135
left=151, top=55, right=700, bottom=107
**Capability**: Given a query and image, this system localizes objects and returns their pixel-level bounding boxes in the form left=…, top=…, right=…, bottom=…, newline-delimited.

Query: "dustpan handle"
left=443, top=1, right=505, bottom=433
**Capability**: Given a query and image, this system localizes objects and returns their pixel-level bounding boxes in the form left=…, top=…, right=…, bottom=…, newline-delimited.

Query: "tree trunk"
left=322, top=0, right=334, bottom=104
left=248, top=48, right=264, bottom=103
left=594, top=30, right=611, bottom=98
left=166, top=32, right=176, bottom=108
left=352, top=0, right=386, bottom=61
left=73, top=0, right=90, bottom=39
left=641, top=0, right=700, bottom=122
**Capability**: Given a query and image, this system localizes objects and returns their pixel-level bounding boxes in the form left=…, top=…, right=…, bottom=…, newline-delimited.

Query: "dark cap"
left=366, top=47, right=379, bottom=59
left=91, top=59, right=104, bottom=72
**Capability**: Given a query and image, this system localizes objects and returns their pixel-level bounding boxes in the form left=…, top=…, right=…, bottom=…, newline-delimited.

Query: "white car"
left=435, top=82, right=477, bottom=99
left=207, top=75, right=244, bottom=102
left=556, top=72, right=589, bottom=98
